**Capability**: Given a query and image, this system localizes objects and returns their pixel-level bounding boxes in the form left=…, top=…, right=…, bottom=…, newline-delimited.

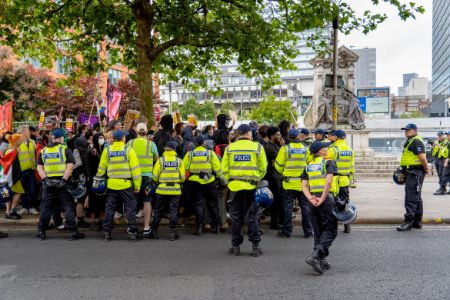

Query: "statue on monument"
left=304, top=45, right=366, bottom=130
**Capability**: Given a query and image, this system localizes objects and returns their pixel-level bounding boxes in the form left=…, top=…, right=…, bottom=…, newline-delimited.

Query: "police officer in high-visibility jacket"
left=302, top=141, right=339, bottom=275
left=327, top=130, right=354, bottom=233
left=97, top=129, right=142, bottom=241
left=127, top=123, right=159, bottom=238
left=275, top=128, right=313, bottom=238
left=17, top=125, right=38, bottom=215
left=36, top=128, right=85, bottom=241
left=433, top=131, right=449, bottom=195
left=397, top=124, right=430, bottom=232
left=149, top=141, right=185, bottom=241
left=183, top=135, right=226, bottom=235
left=222, top=124, right=267, bottom=257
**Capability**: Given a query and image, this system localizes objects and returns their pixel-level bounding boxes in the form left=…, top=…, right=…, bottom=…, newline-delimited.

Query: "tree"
left=0, top=1, right=424, bottom=123
left=178, top=97, right=201, bottom=120
left=250, top=95, right=297, bottom=125
left=199, top=100, right=216, bottom=121
left=220, top=100, right=236, bottom=114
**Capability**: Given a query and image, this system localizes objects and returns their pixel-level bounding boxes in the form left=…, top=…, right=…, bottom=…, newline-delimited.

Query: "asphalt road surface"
left=1, top=226, right=450, bottom=300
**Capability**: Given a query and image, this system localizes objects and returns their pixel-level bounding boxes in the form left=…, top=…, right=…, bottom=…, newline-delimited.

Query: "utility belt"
left=282, top=176, right=301, bottom=182
left=44, top=177, right=67, bottom=189
left=402, top=165, right=424, bottom=171
left=190, top=172, right=213, bottom=181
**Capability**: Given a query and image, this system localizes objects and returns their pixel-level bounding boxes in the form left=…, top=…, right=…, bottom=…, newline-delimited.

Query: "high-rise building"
left=353, top=48, right=376, bottom=91
left=432, top=0, right=450, bottom=101
left=403, top=73, right=418, bottom=88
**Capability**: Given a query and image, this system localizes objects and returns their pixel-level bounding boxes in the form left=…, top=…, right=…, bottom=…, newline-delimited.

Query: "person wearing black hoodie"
left=154, top=115, right=174, bottom=156
left=278, top=120, right=291, bottom=145
left=72, top=135, right=90, bottom=228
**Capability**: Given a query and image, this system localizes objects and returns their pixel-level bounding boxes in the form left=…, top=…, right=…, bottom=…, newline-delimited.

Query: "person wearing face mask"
left=86, top=133, right=107, bottom=230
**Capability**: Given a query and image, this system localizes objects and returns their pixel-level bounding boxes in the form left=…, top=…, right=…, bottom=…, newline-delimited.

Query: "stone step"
left=354, top=173, right=392, bottom=178
left=356, top=169, right=396, bottom=174
left=354, top=162, right=399, bottom=166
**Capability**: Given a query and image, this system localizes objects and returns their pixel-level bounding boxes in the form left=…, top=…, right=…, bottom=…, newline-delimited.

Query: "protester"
left=4, top=134, right=24, bottom=220
left=154, top=115, right=174, bottom=155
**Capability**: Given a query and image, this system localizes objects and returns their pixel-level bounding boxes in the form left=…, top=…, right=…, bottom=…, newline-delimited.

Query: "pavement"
left=1, top=226, right=450, bottom=299
left=1, top=177, right=449, bottom=230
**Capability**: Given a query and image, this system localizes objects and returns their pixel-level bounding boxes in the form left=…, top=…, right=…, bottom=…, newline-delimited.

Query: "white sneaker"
left=17, top=208, right=29, bottom=215
left=114, top=212, right=123, bottom=219
left=29, top=208, right=39, bottom=215
left=57, top=224, right=65, bottom=230
left=136, top=210, right=144, bottom=218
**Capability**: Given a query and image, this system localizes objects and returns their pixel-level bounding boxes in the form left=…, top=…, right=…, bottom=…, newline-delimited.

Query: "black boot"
left=196, top=225, right=203, bottom=236
left=148, top=228, right=158, bottom=239
left=69, top=231, right=86, bottom=241
left=320, top=258, right=331, bottom=270
left=104, top=231, right=112, bottom=242
left=434, top=189, right=446, bottom=195
left=36, top=230, right=46, bottom=241
left=77, top=218, right=90, bottom=229
left=396, top=222, right=412, bottom=231
left=229, top=246, right=240, bottom=256
left=344, top=224, right=351, bottom=233
left=169, top=230, right=180, bottom=241
left=0, top=231, right=8, bottom=239
left=305, top=250, right=323, bottom=275
left=213, top=225, right=221, bottom=235
left=412, top=222, right=422, bottom=229
left=252, top=243, right=263, bottom=257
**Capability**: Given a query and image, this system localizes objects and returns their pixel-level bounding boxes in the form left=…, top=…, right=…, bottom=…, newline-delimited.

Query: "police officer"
left=312, top=129, right=329, bottom=142
left=397, top=124, right=430, bottom=231
left=302, top=141, right=339, bottom=275
left=299, top=128, right=314, bottom=146
left=327, top=130, right=354, bottom=233
left=149, top=141, right=185, bottom=241
left=17, top=125, right=38, bottom=215
left=275, top=128, right=312, bottom=238
left=97, top=129, right=142, bottom=241
left=436, top=131, right=450, bottom=195
left=433, top=131, right=449, bottom=195
left=222, top=124, right=267, bottom=257
left=183, top=135, right=226, bottom=235
left=36, top=128, right=85, bottom=241
left=127, top=123, right=159, bottom=237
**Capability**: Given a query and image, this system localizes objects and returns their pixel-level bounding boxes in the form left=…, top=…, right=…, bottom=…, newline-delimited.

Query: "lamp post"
left=332, top=16, right=339, bottom=130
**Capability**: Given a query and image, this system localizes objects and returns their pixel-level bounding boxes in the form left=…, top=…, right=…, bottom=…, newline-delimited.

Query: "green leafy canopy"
left=0, top=0, right=424, bottom=121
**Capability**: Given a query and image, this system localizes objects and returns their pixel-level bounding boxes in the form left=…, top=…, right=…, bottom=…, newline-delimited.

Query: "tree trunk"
left=135, top=5, right=154, bottom=124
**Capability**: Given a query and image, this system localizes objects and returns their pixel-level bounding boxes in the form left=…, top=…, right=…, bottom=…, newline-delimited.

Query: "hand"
left=314, top=196, right=326, bottom=207
left=425, top=165, right=432, bottom=175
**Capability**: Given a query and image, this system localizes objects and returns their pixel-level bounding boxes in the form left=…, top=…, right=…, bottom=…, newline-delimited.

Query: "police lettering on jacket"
left=234, top=154, right=251, bottom=161
left=164, top=161, right=178, bottom=168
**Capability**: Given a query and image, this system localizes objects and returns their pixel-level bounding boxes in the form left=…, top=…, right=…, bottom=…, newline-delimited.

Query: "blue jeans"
left=21, top=170, right=36, bottom=210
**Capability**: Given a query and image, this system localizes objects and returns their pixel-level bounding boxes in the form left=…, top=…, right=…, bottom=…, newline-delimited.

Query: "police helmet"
left=393, top=167, right=406, bottom=185
left=255, top=181, right=274, bottom=208
left=332, top=201, right=357, bottom=224
left=91, top=176, right=107, bottom=195
left=67, top=184, right=87, bottom=200
left=0, top=182, right=13, bottom=204
left=144, top=180, right=157, bottom=197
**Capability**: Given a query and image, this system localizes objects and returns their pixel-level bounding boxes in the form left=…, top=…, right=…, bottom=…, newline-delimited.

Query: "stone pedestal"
left=345, top=129, right=373, bottom=157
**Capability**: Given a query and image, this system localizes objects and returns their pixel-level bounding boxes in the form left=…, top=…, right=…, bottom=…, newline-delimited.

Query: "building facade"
left=432, top=0, right=450, bottom=101
left=353, top=47, right=376, bottom=91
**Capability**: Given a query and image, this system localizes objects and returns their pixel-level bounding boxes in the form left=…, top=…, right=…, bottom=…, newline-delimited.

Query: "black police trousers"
left=440, top=165, right=450, bottom=190
left=38, top=185, right=77, bottom=232
left=151, top=194, right=180, bottom=231
left=103, top=188, right=137, bottom=233
left=266, top=174, right=284, bottom=227
left=188, top=181, right=221, bottom=227
left=404, top=170, right=425, bottom=224
left=229, top=189, right=261, bottom=247
left=309, top=195, right=338, bottom=258
left=436, top=158, right=445, bottom=188
left=281, top=190, right=312, bottom=236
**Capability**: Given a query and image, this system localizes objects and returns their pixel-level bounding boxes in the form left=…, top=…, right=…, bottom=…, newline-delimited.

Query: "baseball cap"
left=51, top=128, right=65, bottom=139
left=312, top=129, right=327, bottom=135
left=401, top=124, right=417, bottom=131
left=194, top=135, right=205, bottom=146
left=309, top=141, right=331, bottom=154
left=136, top=123, right=147, bottom=132
left=300, top=128, right=310, bottom=135
left=437, top=131, right=444, bottom=136
left=249, top=121, right=258, bottom=130
left=165, top=141, right=178, bottom=150
left=108, top=120, right=121, bottom=131
left=288, top=128, right=299, bottom=137
left=237, top=124, right=252, bottom=134
left=112, top=129, right=125, bottom=140
left=333, top=130, right=346, bottom=138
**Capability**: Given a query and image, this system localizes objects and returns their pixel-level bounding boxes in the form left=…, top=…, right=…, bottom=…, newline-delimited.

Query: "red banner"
left=0, top=101, right=14, bottom=134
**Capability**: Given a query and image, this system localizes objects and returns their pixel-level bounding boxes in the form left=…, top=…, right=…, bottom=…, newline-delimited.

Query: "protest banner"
left=38, top=112, right=45, bottom=129
left=124, top=109, right=140, bottom=130
left=65, top=118, right=74, bottom=133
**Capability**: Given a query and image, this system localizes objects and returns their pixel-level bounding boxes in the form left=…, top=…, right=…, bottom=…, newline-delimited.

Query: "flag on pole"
left=0, top=149, right=18, bottom=187
left=106, top=85, right=123, bottom=121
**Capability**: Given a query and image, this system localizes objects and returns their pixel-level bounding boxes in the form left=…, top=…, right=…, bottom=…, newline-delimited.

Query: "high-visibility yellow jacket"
left=18, top=139, right=36, bottom=171
left=305, top=156, right=339, bottom=196
left=183, top=146, right=224, bottom=185
left=327, top=139, right=354, bottom=187
left=275, top=141, right=308, bottom=191
left=438, top=140, right=449, bottom=159
left=97, top=141, right=142, bottom=191
left=153, top=150, right=185, bottom=195
left=41, top=144, right=67, bottom=178
left=127, top=137, right=158, bottom=176
left=400, top=135, right=424, bottom=168
left=221, top=139, right=267, bottom=192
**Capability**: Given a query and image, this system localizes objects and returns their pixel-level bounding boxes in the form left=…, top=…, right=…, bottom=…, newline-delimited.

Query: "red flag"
left=0, top=149, right=17, bottom=187
left=0, top=101, right=14, bottom=134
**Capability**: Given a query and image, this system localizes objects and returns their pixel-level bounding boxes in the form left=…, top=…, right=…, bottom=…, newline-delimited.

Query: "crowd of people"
left=0, top=113, right=358, bottom=274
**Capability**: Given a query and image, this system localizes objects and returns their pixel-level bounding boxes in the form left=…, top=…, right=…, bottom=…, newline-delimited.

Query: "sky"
left=340, top=0, right=432, bottom=93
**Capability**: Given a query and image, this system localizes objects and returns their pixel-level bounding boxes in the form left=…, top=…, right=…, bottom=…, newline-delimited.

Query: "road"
left=1, top=226, right=450, bottom=300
